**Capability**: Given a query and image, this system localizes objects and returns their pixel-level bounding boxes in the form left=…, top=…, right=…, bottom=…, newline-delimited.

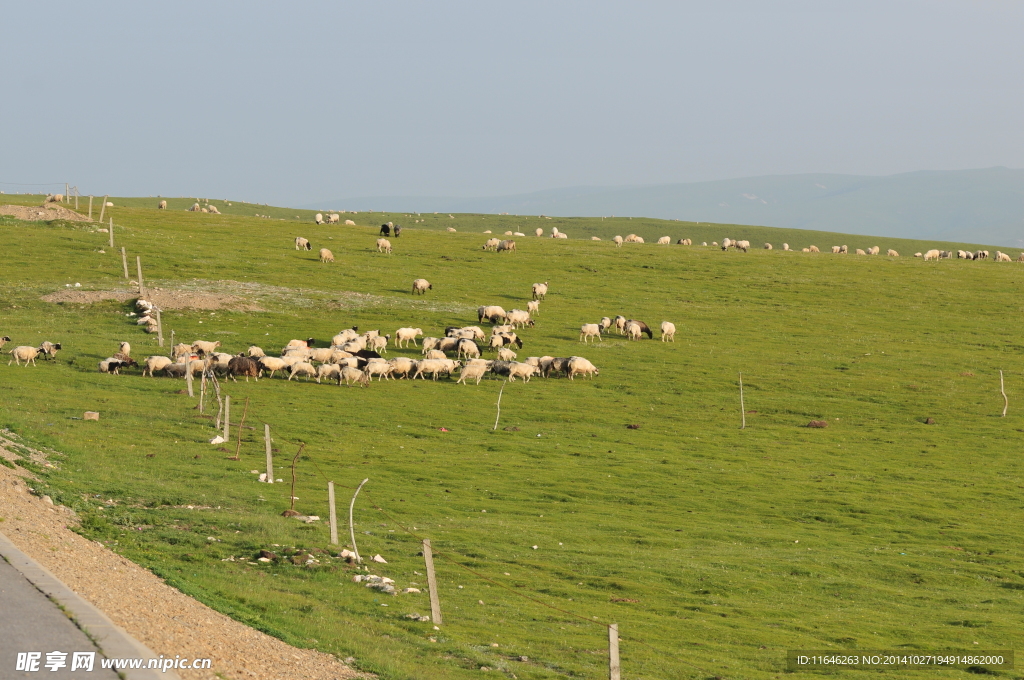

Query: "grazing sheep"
left=497, top=239, right=517, bottom=252
left=722, top=238, right=734, bottom=250
left=288, top=362, right=317, bottom=381
left=676, top=238, right=692, bottom=245
left=423, top=349, right=447, bottom=360
left=941, top=250, right=953, bottom=259
left=496, top=347, right=517, bottom=361
left=376, top=238, right=392, bottom=253
left=158, top=200, right=167, bottom=209
left=782, top=243, right=790, bottom=251
left=447, top=227, right=456, bottom=232
left=319, top=248, right=335, bottom=263
left=532, top=282, right=549, bottom=300
left=394, top=327, right=423, bottom=348
left=207, top=352, right=233, bottom=374
left=975, top=250, right=989, bottom=260
left=809, top=246, right=820, bottom=253
left=207, top=205, right=221, bottom=214
left=413, top=358, right=460, bottom=381
left=527, top=300, right=540, bottom=315
left=483, top=238, right=500, bottom=250
left=924, top=249, right=941, bottom=261
left=661, top=321, right=676, bottom=342
left=421, top=337, right=442, bottom=352
left=412, top=278, right=432, bottom=295
left=996, top=251, right=1012, bottom=262
left=613, top=315, right=627, bottom=334
left=161, top=363, right=187, bottom=378
left=856, top=248, right=866, bottom=255
left=257, top=356, right=289, bottom=378
left=534, top=227, right=543, bottom=237
left=171, top=343, right=193, bottom=361
left=328, top=213, right=339, bottom=223
left=735, top=240, right=750, bottom=252
left=0, top=336, right=10, bottom=350
left=802, top=248, right=810, bottom=252
left=118, top=341, right=131, bottom=357
left=142, top=356, right=173, bottom=377
left=840, top=245, right=849, bottom=254
left=579, top=324, right=602, bottom=343
left=657, top=236, right=671, bottom=245
left=887, top=249, right=899, bottom=257
left=388, top=357, right=416, bottom=379
left=394, top=225, right=402, bottom=237
left=831, top=246, right=842, bottom=254
left=98, top=357, right=135, bottom=374
left=315, top=214, right=324, bottom=225
left=228, top=355, right=260, bottom=382
left=624, top=234, right=643, bottom=243
left=489, top=333, right=522, bottom=350
left=625, top=319, right=654, bottom=339
left=192, top=340, right=221, bottom=356
left=764, top=243, right=773, bottom=250
left=914, top=252, right=922, bottom=257
left=38, top=341, right=62, bottom=360
left=567, top=356, right=599, bottom=380
left=1018, top=253, right=1024, bottom=262
left=339, top=366, right=370, bottom=387
left=368, top=335, right=390, bottom=354
left=542, top=357, right=572, bottom=378
left=307, top=347, right=336, bottom=363
left=295, top=237, right=312, bottom=250
left=507, top=362, right=537, bottom=382
left=625, top=322, right=642, bottom=341
left=457, top=360, right=490, bottom=385
left=345, top=219, right=356, bottom=226
left=506, top=309, right=534, bottom=329
left=315, top=363, right=340, bottom=384
left=478, top=305, right=507, bottom=323
left=364, top=360, right=393, bottom=381
left=247, top=345, right=266, bottom=357
left=331, top=328, right=359, bottom=346
left=456, top=338, right=481, bottom=360
left=46, top=194, right=64, bottom=203
left=613, top=235, right=623, bottom=247
left=868, top=246, right=880, bottom=255
left=599, top=317, right=612, bottom=332
left=380, top=224, right=391, bottom=237
left=8, top=346, right=40, bottom=366
left=490, top=324, right=515, bottom=335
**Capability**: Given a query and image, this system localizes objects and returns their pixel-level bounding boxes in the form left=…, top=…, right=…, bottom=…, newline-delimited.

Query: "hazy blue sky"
left=3, top=1, right=1022, bottom=205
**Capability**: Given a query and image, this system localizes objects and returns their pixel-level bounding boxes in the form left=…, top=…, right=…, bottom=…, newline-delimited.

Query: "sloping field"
left=0, top=198, right=1022, bottom=679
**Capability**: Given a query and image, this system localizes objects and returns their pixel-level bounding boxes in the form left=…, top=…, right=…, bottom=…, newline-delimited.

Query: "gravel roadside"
left=0, top=464, right=369, bottom=680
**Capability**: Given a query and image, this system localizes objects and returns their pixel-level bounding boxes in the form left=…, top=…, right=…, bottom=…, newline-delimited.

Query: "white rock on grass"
left=371, top=554, right=387, bottom=563
left=209, top=436, right=226, bottom=444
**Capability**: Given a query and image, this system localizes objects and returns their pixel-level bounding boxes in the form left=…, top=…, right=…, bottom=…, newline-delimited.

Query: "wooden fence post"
left=120, top=247, right=129, bottom=278
left=136, top=256, right=145, bottom=298
left=223, top=395, right=230, bottom=441
left=264, top=424, right=273, bottom=484
left=155, top=308, right=163, bottom=347
left=74, top=189, right=79, bottom=211
left=98, top=195, right=108, bottom=224
left=108, top=217, right=114, bottom=248
left=65, top=183, right=69, bottom=201
left=88, top=195, right=93, bottom=219
left=608, top=624, right=620, bottom=680
left=423, top=539, right=442, bottom=625
left=185, top=360, right=194, bottom=397
left=328, top=481, right=339, bottom=545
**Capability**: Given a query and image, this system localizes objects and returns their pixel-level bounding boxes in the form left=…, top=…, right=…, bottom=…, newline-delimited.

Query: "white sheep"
left=457, top=360, right=489, bottom=385
left=247, top=345, right=266, bottom=357
left=345, top=219, right=356, bottom=226
left=395, top=327, right=423, bottom=348
left=315, top=363, right=340, bottom=384
left=661, top=321, right=676, bottom=342
left=329, top=213, right=340, bottom=224
left=413, top=358, right=459, bottom=381
left=567, top=356, right=599, bottom=380
left=98, top=357, right=131, bottom=374
left=531, top=282, right=548, bottom=300
left=613, top=235, right=623, bottom=247
left=809, top=246, right=820, bottom=253
left=388, top=357, right=417, bottom=379
left=592, top=236, right=602, bottom=241
left=579, top=324, right=602, bottom=343
left=295, top=237, right=311, bottom=250
left=923, top=249, right=941, bottom=261
left=368, top=335, right=390, bottom=354
left=599, top=317, right=612, bottom=332
left=457, top=339, right=481, bottom=360
left=315, top=213, right=324, bottom=225
left=735, top=240, right=750, bottom=252
left=868, top=246, right=880, bottom=255
left=158, top=200, right=167, bottom=209
left=506, top=362, right=537, bottom=382
left=141, top=356, right=173, bottom=376
left=257, top=356, right=289, bottom=378
left=192, top=340, right=221, bottom=355
left=996, top=251, right=1012, bottom=262
left=412, top=278, right=432, bottom=295
left=527, top=300, right=540, bottom=315
left=376, top=238, right=392, bottom=254
left=764, top=243, right=773, bottom=250
left=332, top=329, right=360, bottom=345
left=657, top=236, right=671, bottom=245
left=339, top=366, right=370, bottom=387
left=288, top=362, right=316, bottom=381
left=483, top=238, right=500, bottom=251
left=535, top=227, right=543, bottom=237
left=625, top=322, right=642, bottom=341
left=478, top=306, right=507, bottom=323
left=782, top=243, right=790, bottom=251
left=497, top=240, right=516, bottom=252
left=423, top=349, right=447, bottom=360
left=613, top=315, right=627, bottom=334
left=496, top=347, right=517, bottom=361
left=831, top=246, right=842, bottom=254
left=887, top=249, right=899, bottom=257
left=506, top=309, right=533, bottom=329
left=319, top=248, right=335, bottom=263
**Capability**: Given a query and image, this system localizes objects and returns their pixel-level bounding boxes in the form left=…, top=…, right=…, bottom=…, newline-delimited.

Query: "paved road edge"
left=0, top=530, right=180, bottom=680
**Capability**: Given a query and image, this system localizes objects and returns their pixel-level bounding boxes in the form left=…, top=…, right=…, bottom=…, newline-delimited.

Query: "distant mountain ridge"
left=307, top=168, right=1024, bottom=247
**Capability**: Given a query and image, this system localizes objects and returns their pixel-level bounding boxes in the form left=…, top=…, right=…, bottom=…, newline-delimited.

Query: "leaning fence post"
left=328, top=481, right=339, bottom=545
left=88, top=195, right=93, bottom=219
left=108, top=217, right=114, bottom=248
left=155, top=308, right=163, bottom=347
left=223, top=395, right=230, bottom=441
left=423, top=538, right=443, bottom=625
left=264, top=424, right=273, bottom=484
left=98, top=195, right=108, bottom=224
left=136, top=256, right=145, bottom=298
left=608, top=624, right=620, bottom=680
left=120, top=247, right=129, bottom=279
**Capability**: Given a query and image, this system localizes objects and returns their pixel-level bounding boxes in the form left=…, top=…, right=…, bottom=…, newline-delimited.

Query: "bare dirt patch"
left=0, top=431, right=368, bottom=680
left=0, top=203, right=92, bottom=222
left=40, top=287, right=261, bottom=311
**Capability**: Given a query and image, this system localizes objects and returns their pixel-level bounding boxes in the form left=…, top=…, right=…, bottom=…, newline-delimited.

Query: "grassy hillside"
left=0, top=197, right=1022, bottom=679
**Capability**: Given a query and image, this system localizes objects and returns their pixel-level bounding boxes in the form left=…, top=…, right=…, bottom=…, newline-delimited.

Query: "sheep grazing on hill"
left=368, top=335, right=390, bottom=354
left=188, top=202, right=202, bottom=212
left=192, top=340, right=221, bottom=356
left=388, top=357, right=416, bottom=379
left=734, top=240, right=750, bottom=252
left=295, top=237, right=311, bottom=250
left=677, top=238, right=692, bottom=245
left=327, top=213, right=339, bottom=223
left=496, top=347, right=517, bottom=361
left=414, top=358, right=460, bottom=381
left=345, top=219, right=356, bottom=225
left=661, top=321, right=676, bottom=342
left=478, top=305, right=507, bottom=323
left=228, top=355, right=260, bottom=382
left=506, top=362, right=537, bottom=382
left=207, top=205, right=221, bottom=214
left=315, top=363, right=340, bottom=384
left=567, top=356, right=599, bottom=380
left=0, top=336, right=10, bottom=350
left=1018, top=253, right=1024, bottom=262
left=808, top=245, right=820, bottom=253
left=257, top=356, right=289, bottom=378
left=831, top=246, right=841, bottom=254
left=141, top=356, right=172, bottom=377
left=380, top=224, right=391, bottom=237
left=446, top=227, right=457, bottom=232
left=457, top=360, right=490, bottom=385
left=339, top=366, right=370, bottom=387
left=868, top=246, right=880, bottom=255
left=532, top=281, right=548, bottom=300
left=887, top=249, right=899, bottom=257
left=287, top=362, right=317, bottom=381
left=579, top=324, right=602, bottom=343
left=364, top=360, right=393, bottom=382
left=46, top=194, right=64, bottom=203
left=764, top=243, right=773, bottom=250
left=534, top=227, right=544, bottom=237
left=598, top=317, right=612, bottom=332
left=995, top=251, right=1012, bottom=262
left=975, top=250, right=989, bottom=260
left=497, top=239, right=516, bottom=252
left=914, top=252, right=922, bottom=258
left=722, top=238, right=734, bottom=250
left=527, top=300, right=540, bottom=315
left=625, top=322, right=642, bottom=341
left=315, top=214, right=324, bottom=225
left=98, top=357, right=137, bottom=374
left=923, top=249, right=941, bottom=261
left=856, top=249, right=867, bottom=255
left=412, top=278, right=432, bottom=295
left=395, top=327, right=423, bottom=347
left=782, top=243, right=790, bottom=251
left=319, top=248, right=334, bottom=263
left=376, top=238, right=392, bottom=254
left=284, top=338, right=315, bottom=350
left=506, top=309, right=534, bottom=329
left=38, top=341, right=62, bottom=360
left=625, top=320, right=654, bottom=339
left=331, top=328, right=359, bottom=345
left=158, top=200, right=167, bottom=209
left=247, top=345, right=266, bottom=357
left=613, top=235, right=623, bottom=247
left=657, top=236, right=671, bottom=245
left=613, top=315, right=627, bottom=334
left=624, top=234, right=643, bottom=243
left=483, top=238, right=500, bottom=250
left=457, top=338, right=481, bottom=360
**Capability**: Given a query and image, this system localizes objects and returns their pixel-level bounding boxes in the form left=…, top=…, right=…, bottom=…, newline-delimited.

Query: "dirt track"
left=0, top=203, right=92, bottom=222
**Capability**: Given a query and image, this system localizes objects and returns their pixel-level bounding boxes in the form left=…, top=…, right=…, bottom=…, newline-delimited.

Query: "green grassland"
left=0, top=196, right=1022, bottom=679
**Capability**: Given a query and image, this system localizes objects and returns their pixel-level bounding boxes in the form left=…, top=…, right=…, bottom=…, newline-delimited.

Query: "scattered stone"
left=479, top=600, right=485, bottom=605
left=41, top=495, right=53, bottom=505
left=259, top=550, right=277, bottom=560
left=925, top=418, right=936, bottom=425
left=209, top=435, right=226, bottom=444
left=625, top=424, right=640, bottom=429
left=83, top=412, right=100, bottom=421
left=371, top=554, right=387, bottom=563
left=257, top=557, right=271, bottom=563
left=519, top=656, right=529, bottom=662
left=281, top=509, right=301, bottom=517
left=531, top=545, right=538, bottom=550
left=807, top=420, right=829, bottom=428
left=404, top=587, right=421, bottom=594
